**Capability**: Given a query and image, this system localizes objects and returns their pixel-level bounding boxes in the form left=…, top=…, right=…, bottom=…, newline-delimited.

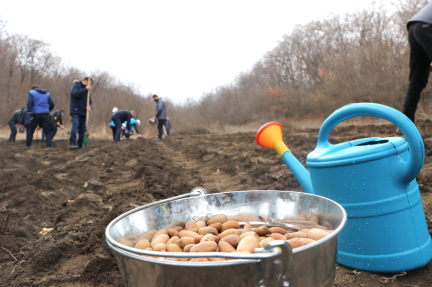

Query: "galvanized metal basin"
left=106, top=189, right=347, bottom=287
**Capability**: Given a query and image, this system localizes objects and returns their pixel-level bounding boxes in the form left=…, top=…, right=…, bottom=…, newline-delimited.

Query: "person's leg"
left=26, top=116, right=39, bottom=147
left=111, top=127, right=116, bottom=141
left=157, top=119, right=166, bottom=139
left=403, top=23, right=432, bottom=122
left=77, top=116, right=86, bottom=148
left=8, top=120, right=17, bottom=142
left=49, top=124, right=57, bottom=141
left=41, top=128, right=46, bottom=142
left=41, top=114, right=52, bottom=148
left=112, top=117, right=122, bottom=143
left=69, top=115, right=79, bottom=146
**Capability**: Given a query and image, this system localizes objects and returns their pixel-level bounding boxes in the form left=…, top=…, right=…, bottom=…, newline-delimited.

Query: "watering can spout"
left=256, top=122, right=314, bottom=194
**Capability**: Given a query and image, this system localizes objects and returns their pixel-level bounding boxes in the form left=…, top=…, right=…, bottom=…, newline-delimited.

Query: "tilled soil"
left=1, top=120, right=432, bottom=286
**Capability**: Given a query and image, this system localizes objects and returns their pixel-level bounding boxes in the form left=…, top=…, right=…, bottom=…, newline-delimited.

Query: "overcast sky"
left=2, top=0, right=396, bottom=103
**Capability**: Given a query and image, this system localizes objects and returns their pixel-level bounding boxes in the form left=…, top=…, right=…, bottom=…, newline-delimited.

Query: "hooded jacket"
left=408, top=3, right=432, bottom=29
left=50, top=110, right=64, bottom=126
left=70, top=82, right=92, bottom=116
left=27, top=88, right=55, bottom=115
left=154, top=98, right=167, bottom=120
left=8, top=109, right=24, bottom=124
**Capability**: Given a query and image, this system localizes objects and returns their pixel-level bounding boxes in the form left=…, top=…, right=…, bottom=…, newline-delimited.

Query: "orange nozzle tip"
left=256, top=122, right=283, bottom=149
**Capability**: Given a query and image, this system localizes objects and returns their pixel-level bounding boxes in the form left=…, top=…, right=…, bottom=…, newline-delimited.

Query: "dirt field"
left=1, top=120, right=432, bottom=287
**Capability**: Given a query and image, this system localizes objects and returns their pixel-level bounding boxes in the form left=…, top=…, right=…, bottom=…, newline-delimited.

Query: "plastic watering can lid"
left=307, top=137, right=408, bottom=168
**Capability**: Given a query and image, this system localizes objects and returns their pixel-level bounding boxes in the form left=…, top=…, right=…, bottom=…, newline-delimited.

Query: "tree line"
left=1, top=0, right=430, bottom=134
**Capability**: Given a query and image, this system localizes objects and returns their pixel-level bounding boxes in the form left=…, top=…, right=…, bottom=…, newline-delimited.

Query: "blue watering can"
left=256, top=103, right=432, bottom=272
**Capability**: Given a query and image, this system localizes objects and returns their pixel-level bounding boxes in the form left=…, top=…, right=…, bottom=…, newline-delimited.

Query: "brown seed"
left=167, top=244, right=183, bottom=252
left=118, top=237, right=135, bottom=247
left=284, top=232, right=307, bottom=240
left=221, top=220, right=240, bottom=232
left=151, top=234, right=169, bottom=249
left=218, top=241, right=236, bottom=252
left=135, top=239, right=150, bottom=250
left=207, top=214, right=228, bottom=225
left=208, top=222, right=222, bottom=232
left=167, top=228, right=179, bottom=238
left=189, top=258, right=209, bottom=262
left=270, top=233, right=285, bottom=240
left=185, top=221, right=198, bottom=233
left=220, top=229, right=241, bottom=238
left=307, top=228, right=329, bottom=241
left=219, top=234, right=241, bottom=247
left=254, top=226, right=269, bottom=236
left=194, top=235, right=204, bottom=244
left=244, top=221, right=252, bottom=233
left=195, top=221, right=206, bottom=230
left=183, top=244, right=195, bottom=252
left=173, top=226, right=183, bottom=232
left=153, top=243, right=167, bottom=251
left=198, top=227, right=218, bottom=236
left=167, top=236, right=180, bottom=246
left=239, top=232, right=259, bottom=241
left=258, top=237, right=268, bottom=242
left=269, top=227, right=287, bottom=235
left=237, top=236, right=259, bottom=253
left=258, top=237, right=274, bottom=248
left=179, top=237, right=195, bottom=248
left=179, top=230, right=199, bottom=238
left=201, top=234, right=218, bottom=243
left=287, top=238, right=305, bottom=249
left=190, top=241, right=218, bottom=252
left=151, top=229, right=167, bottom=242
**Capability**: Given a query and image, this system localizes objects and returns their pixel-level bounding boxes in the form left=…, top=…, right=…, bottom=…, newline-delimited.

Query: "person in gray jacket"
left=152, top=94, right=167, bottom=141
left=402, top=3, right=432, bottom=123
left=7, top=108, right=25, bottom=142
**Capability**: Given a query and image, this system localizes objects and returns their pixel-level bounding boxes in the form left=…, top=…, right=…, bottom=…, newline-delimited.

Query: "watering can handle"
left=317, top=103, right=425, bottom=184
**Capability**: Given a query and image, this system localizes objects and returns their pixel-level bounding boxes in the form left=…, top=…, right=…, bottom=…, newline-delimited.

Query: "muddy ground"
left=1, top=120, right=432, bottom=287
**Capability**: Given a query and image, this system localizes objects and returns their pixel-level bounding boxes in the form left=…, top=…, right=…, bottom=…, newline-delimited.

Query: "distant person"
left=401, top=3, right=432, bottom=124
left=109, top=120, right=116, bottom=141
left=111, top=110, right=135, bottom=143
left=152, top=94, right=167, bottom=142
left=122, top=118, right=140, bottom=138
left=26, top=86, right=55, bottom=149
left=69, top=77, right=92, bottom=149
left=48, top=109, right=64, bottom=143
left=7, top=108, right=25, bottom=142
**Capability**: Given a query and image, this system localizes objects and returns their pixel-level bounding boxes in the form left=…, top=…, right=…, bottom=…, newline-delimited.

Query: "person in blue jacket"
left=110, top=110, right=135, bottom=143
left=7, top=108, right=25, bottom=142
left=122, top=118, right=140, bottom=138
left=21, top=108, right=31, bottom=134
left=402, top=3, right=432, bottom=124
left=26, top=86, right=55, bottom=148
left=69, top=77, right=92, bottom=149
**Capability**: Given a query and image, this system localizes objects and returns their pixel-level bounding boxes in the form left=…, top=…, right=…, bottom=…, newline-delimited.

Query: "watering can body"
left=257, top=103, right=432, bottom=272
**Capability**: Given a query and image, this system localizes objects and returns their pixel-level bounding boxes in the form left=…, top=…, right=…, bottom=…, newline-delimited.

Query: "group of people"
left=7, top=77, right=172, bottom=148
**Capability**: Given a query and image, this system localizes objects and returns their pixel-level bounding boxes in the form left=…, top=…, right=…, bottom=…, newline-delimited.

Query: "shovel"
left=83, top=88, right=90, bottom=147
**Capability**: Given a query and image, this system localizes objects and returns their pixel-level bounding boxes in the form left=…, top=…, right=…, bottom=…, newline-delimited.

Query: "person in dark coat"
left=48, top=109, right=64, bottom=143
left=7, top=108, right=25, bottom=142
left=110, top=110, right=135, bottom=143
left=26, top=86, right=55, bottom=148
left=402, top=3, right=432, bottom=124
left=152, top=94, right=167, bottom=141
left=69, top=77, right=93, bottom=149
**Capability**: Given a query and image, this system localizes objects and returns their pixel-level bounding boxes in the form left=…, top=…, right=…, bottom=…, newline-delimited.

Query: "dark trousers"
left=27, top=113, right=51, bottom=148
left=403, top=22, right=432, bottom=123
left=157, top=119, right=166, bottom=139
left=110, top=127, right=116, bottom=141
left=8, top=119, right=17, bottom=142
left=69, top=114, right=86, bottom=147
left=111, top=114, right=123, bottom=143
left=49, top=125, right=57, bottom=140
